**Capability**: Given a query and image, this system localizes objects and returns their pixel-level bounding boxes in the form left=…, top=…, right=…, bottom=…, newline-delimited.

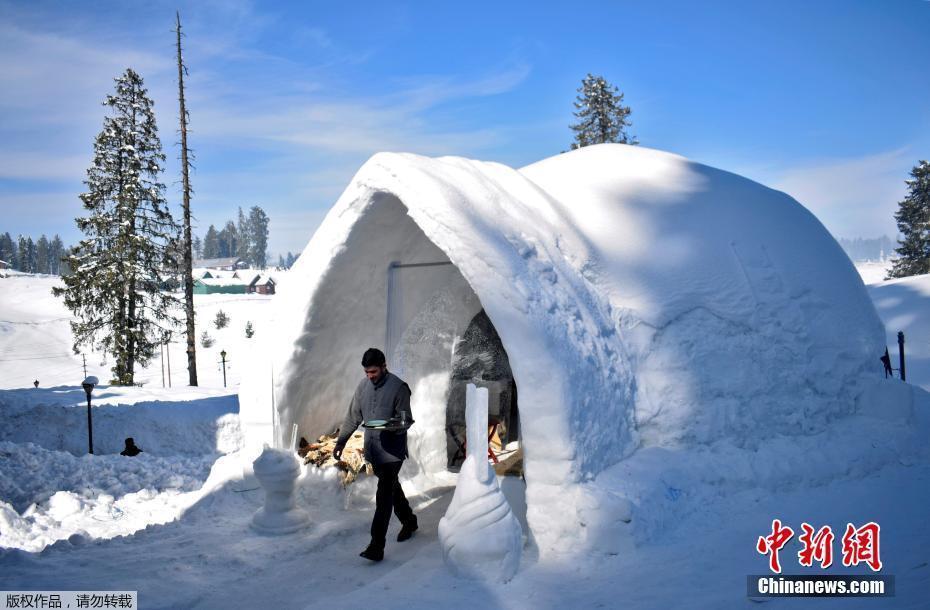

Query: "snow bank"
left=868, top=272, right=930, bottom=391
left=0, top=388, right=240, bottom=457
left=0, top=440, right=235, bottom=552
left=240, top=143, right=886, bottom=550
left=0, top=441, right=217, bottom=513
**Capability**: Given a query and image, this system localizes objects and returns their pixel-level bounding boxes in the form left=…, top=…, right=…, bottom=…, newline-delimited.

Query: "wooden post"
left=898, top=331, right=906, bottom=382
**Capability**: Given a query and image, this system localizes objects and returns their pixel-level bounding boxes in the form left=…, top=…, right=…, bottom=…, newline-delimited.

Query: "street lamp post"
left=220, top=350, right=228, bottom=388
left=82, top=376, right=98, bottom=454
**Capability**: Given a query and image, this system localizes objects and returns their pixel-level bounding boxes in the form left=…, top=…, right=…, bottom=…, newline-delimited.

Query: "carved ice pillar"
left=438, top=384, right=523, bottom=581
left=250, top=445, right=310, bottom=535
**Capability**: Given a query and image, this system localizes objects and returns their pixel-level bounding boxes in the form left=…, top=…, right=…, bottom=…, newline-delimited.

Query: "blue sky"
left=1, top=0, right=928, bottom=258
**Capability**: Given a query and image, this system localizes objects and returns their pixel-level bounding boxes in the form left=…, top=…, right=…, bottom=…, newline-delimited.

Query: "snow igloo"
left=239, top=143, right=885, bottom=549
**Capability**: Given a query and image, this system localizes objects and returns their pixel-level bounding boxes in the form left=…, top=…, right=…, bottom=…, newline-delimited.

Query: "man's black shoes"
left=359, top=543, right=384, bottom=562
left=397, top=519, right=418, bottom=542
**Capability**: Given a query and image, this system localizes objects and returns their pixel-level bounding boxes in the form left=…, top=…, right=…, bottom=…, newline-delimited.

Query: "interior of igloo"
left=289, top=191, right=525, bottom=505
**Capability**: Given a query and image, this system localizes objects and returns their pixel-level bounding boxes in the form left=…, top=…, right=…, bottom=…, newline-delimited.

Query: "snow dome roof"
left=240, top=144, right=884, bottom=538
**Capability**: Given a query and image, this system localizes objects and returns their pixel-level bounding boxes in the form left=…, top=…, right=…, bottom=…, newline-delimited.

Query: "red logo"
left=841, top=522, right=882, bottom=572
left=757, top=519, right=795, bottom=574
left=758, top=520, right=881, bottom=573
left=798, top=523, right=834, bottom=569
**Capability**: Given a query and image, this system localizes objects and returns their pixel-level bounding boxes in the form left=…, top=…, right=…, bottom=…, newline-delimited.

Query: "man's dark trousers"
left=371, top=461, right=414, bottom=548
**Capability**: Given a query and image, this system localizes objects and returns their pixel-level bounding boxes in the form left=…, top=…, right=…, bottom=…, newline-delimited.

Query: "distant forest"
left=837, top=236, right=895, bottom=262
left=0, top=233, right=68, bottom=274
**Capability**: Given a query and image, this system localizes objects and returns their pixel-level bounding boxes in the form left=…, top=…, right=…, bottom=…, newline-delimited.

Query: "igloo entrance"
left=445, top=310, right=521, bottom=474
left=386, top=269, right=521, bottom=479
left=263, top=191, right=530, bottom=535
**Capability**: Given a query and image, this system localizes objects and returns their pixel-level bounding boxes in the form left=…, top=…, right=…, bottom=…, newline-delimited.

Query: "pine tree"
left=50, top=235, right=64, bottom=275
left=202, top=225, right=220, bottom=258
left=192, top=235, right=203, bottom=260
left=237, top=206, right=252, bottom=265
left=25, top=237, right=37, bottom=272
left=570, top=74, right=637, bottom=150
left=15, top=235, right=28, bottom=271
left=53, top=68, right=182, bottom=385
left=888, top=160, right=930, bottom=279
left=218, top=221, right=237, bottom=258
left=36, top=235, right=50, bottom=274
left=0, top=233, right=14, bottom=266
left=248, top=206, right=269, bottom=269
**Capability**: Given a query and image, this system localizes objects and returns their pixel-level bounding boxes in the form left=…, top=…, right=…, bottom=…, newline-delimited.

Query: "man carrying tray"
left=333, top=347, right=418, bottom=561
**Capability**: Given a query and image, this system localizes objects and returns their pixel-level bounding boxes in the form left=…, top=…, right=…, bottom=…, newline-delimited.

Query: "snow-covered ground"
left=854, top=259, right=893, bottom=286
left=2, top=270, right=929, bottom=608
left=0, top=271, right=274, bottom=391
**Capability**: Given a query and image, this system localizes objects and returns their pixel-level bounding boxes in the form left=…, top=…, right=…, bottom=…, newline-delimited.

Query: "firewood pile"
left=299, top=431, right=372, bottom=487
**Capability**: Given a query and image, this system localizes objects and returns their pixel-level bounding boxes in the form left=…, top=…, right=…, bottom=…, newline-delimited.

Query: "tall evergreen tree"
left=25, top=237, right=37, bottom=272
left=218, top=221, right=238, bottom=259
left=53, top=68, right=181, bottom=385
left=192, top=234, right=203, bottom=260
left=0, top=232, right=15, bottom=267
left=36, top=235, right=50, bottom=274
left=15, top=235, right=28, bottom=271
left=202, top=225, right=220, bottom=258
left=248, top=206, right=269, bottom=269
left=50, top=234, right=64, bottom=275
left=888, top=160, right=930, bottom=279
left=570, top=73, right=637, bottom=150
left=236, top=206, right=252, bottom=265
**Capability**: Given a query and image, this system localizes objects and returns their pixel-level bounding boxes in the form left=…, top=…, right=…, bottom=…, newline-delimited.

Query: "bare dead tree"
left=175, top=12, right=198, bottom=386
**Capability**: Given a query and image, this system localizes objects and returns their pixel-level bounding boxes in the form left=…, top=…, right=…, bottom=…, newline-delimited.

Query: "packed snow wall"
left=520, top=145, right=886, bottom=448
left=239, top=144, right=886, bottom=548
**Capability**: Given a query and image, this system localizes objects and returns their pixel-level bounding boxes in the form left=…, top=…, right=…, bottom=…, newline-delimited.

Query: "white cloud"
left=0, top=151, right=89, bottom=181
left=757, top=149, right=911, bottom=239
left=0, top=3, right=531, bottom=253
left=190, top=63, right=529, bottom=157
left=0, top=22, right=172, bottom=125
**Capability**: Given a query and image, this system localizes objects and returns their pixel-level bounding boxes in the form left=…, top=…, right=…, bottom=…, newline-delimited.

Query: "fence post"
left=897, top=331, right=906, bottom=382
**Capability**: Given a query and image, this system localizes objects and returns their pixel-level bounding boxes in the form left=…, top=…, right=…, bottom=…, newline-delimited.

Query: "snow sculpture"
left=438, top=384, right=523, bottom=581
left=250, top=445, right=309, bottom=535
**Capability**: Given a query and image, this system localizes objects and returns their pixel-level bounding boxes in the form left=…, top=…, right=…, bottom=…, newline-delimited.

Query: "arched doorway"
left=445, top=310, right=521, bottom=474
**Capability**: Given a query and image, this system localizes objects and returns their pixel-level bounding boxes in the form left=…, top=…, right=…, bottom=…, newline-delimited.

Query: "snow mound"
left=0, top=441, right=217, bottom=513
left=0, top=441, right=231, bottom=552
left=0, top=388, right=241, bottom=457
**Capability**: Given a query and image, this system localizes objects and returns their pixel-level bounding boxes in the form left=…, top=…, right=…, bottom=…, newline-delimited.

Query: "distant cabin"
left=193, top=257, right=248, bottom=271
left=0, top=260, right=9, bottom=270
left=248, top=274, right=276, bottom=295
left=193, top=276, right=249, bottom=295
